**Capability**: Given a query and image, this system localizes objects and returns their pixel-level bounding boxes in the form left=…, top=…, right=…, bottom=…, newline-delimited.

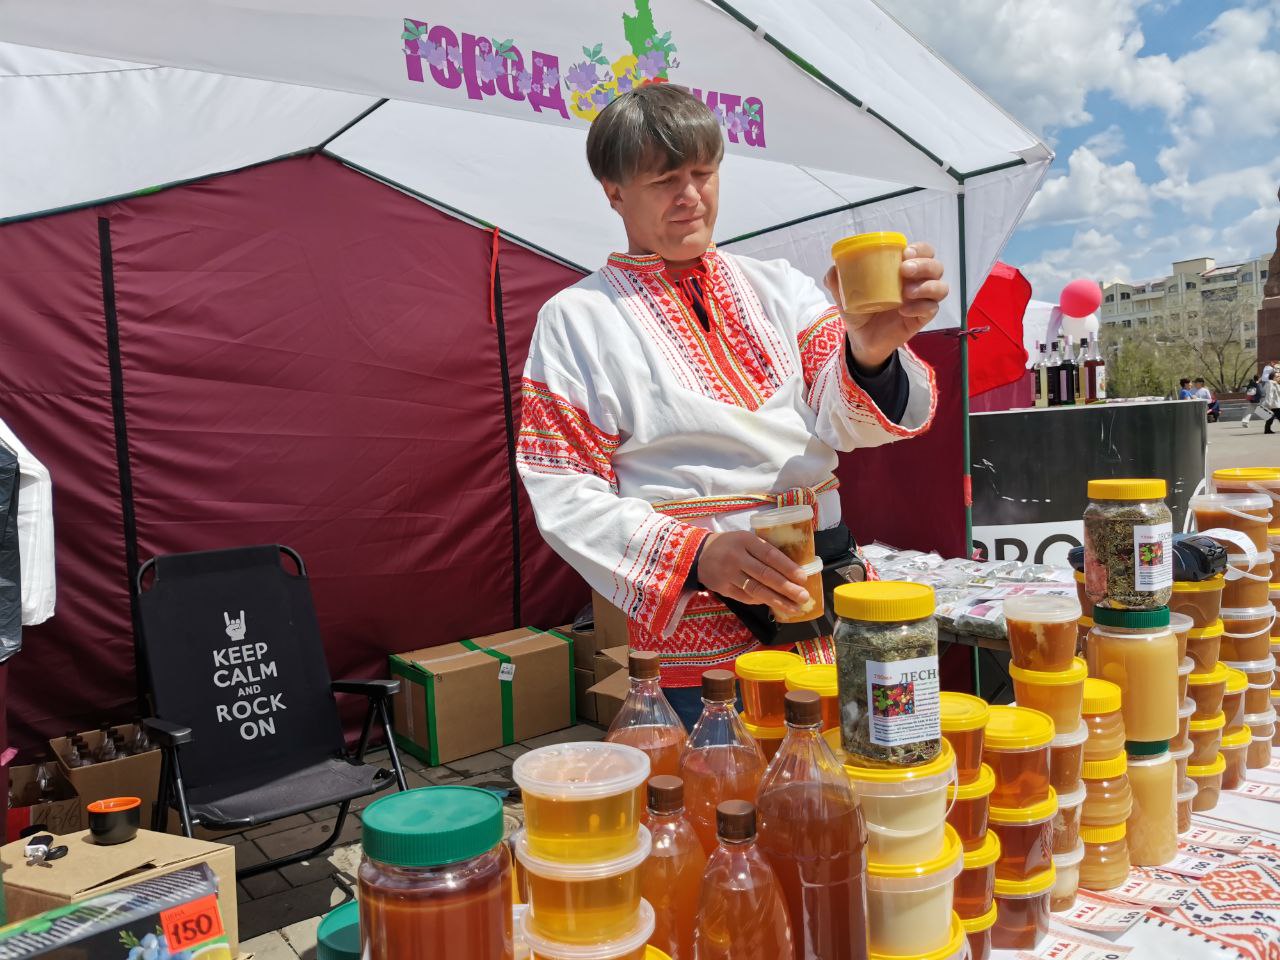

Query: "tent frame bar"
left=718, top=185, right=925, bottom=247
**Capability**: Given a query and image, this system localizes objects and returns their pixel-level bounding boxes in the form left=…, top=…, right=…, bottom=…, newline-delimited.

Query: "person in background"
left=1178, top=378, right=1194, bottom=400
left=1263, top=373, right=1280, bottom=435
left=1241, top=360, right=1275, bottom=427
left=1192, top=377, right=1219, bottom=421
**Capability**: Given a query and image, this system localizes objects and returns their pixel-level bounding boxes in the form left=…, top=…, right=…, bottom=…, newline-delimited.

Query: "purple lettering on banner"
left=529, top=52, right=569, bottom=119
left=403, top=18, right=428, bottom=83
left=462, top=33, right=498, bottom=101
left=744, top=97, right=766, bottom=147
left=428, top=25, right=462, bottom=89
left=496, top=46, right=528, bottom=102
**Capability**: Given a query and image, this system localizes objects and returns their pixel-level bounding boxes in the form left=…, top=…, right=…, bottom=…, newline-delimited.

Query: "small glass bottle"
left=606, top=651, right=685, bottom=778
left=34, top=754, right=55, bottom=803
left=131, top=718, right=153, bottom=755
left=62, top=731, right=84, bottom=769
left=94, top=725, right=117, bottom=763
left=641, top=775, right=706, bottom=960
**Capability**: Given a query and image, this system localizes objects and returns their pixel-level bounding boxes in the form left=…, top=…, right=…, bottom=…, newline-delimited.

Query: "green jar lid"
left=362, top=786, right=503, bottom=868
left=1125, top=739, right=1170, bottom=757
left=1092, top=606, right=1171, bottom=629
left=317, top=900, right=360, bottom=960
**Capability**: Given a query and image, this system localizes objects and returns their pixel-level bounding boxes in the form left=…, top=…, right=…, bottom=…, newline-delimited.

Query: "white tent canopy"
left=0, top=0, right=1051, bottom=329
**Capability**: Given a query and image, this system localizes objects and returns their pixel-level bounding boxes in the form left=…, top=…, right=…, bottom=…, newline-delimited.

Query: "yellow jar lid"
left=1073, top=569, right=1085, bottom=583
left=846, top=738, right=955, bottom=783
left=1080, top=822, right=1127, bottom=844
left=962, top=828, right=1002, bottom=869
left=984, top=705, right=1055, bottom=750
left=940, top=691, right=990, bottom=732
left=868, top=825, right=962, bottom=878
left=1082, top=753, right=1127, bottom=779
left=1173, top=578, right=1225, bottom=594
left=994, top=864, right=1057, bottom=897
left=831, top=231, right=908, bottom=259
left=1087, top=478, right=1167, bottom=500
left=1082, top=678, right=1122, bottom=715
left=739, top=713, right=785, bottom=740
left=735, top=650, right=804, bottom=682
left=948, top=763, right=996, bottom=802
left=990, top=787, right=1058, bottom=825
left=1188, top=662, right=1230, bottom=686
left=1187, top=754, right=1227, bottom=777
left=646, top=949, right=672, bottom=960
left=1214, top=467, right=1280, bottom=483
left=1188, top=711, right=1225, bottom=732
left=1225, top=667, right=1249, bottom=693
left=1187, top=619, right=1225, bottom=638
left=870, top=913, right=965, bottom=960
left=960, top=903, right=999, bottom=935
left=1079, top=615, right=1094, bottom=628
left=1222, top=725, right=1252, bottom=749
left=833, top=581, right=934, bottom=621
left=784, top=663, right=837, bottom=698
left=1009, top=657, right=1087, bottom=686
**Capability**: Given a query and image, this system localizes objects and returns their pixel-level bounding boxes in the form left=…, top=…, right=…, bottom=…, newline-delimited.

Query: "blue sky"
left=878, top=0, right=1280, bottom=299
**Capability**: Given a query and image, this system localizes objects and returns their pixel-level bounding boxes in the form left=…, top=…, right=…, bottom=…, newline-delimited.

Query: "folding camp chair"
left=136, top=545, right=408, bottom=878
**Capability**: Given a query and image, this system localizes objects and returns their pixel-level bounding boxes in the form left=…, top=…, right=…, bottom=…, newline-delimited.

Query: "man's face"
left=602, top=160, right=720, bottom=263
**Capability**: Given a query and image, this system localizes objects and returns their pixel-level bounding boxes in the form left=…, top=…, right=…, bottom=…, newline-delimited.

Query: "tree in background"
left=1104, top=326, right=1191, bottom=398
left=1183, top=295, right=1256, bottom=394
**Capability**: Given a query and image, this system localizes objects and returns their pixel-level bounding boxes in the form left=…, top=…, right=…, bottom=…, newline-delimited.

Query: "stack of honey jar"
left=733, top=649, right=844, bottom=762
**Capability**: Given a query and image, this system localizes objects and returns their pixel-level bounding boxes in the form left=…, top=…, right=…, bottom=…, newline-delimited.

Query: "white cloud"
left=1152, top=159, right=1280, bottom=219
left=1083, top=125, right=1127, bottom=160
left=1023, top=147, right=1151, bottom=226
left=1021, top=228, right=1130, bottom=295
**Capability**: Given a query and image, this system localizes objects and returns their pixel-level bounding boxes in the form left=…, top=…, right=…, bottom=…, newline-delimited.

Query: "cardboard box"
left=574, top=667, right=598, bottom=723
left=589, top=645, right=629, bottom=729
left=591, top=591, right=632, bottom=653
left=51, top=725, right=162, bottom=829
left=555, top=620, right=605, bottom=672
left=1, top=828, right=239, bottom=956
left=390, top=627, right=575, bottom=766
left=6, top=763, right=83, bottom=842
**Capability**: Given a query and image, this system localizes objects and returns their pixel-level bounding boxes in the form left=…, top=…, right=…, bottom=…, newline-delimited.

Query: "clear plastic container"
left=1212, top=467, right=1280, bottom=497
left=1222, top=553, right=1274, bottom=610
left=1082, top=679, right=1125, bottom=762
left=990, top=789, right=1057, bottom=882
left=961, top=904, right=997, bottom=960
left=1005, top=595, right=1082, bottom=671
left=741, top=715, right=786, bottom=763
left=1170, top=612, right=1193, bottom=662
left=1220, top=605, right=1276, bottom=661
left=831, top=231, right=907, bottom=316
left=1083, top=479, right=1173, bottom=610
left=1273, top=636, right=1280, bottom=670
left=946, top=762, right=995, bottom=851
left=991, top=865, right=1055, bottom=951
left=1052, top=785, right=1086, bottom=855
left=955, top=830, right=1000, bottom=919
left=1187, top=662, right=1229, bottom=721
left=1176, top=779, right=1197, bottom=833
left=1009, top=657, right=1088, bottom=736
left=846, top=739, right=957, bottom=865
left=1220, top=726, right=1250, bottom=791
left=1050, top=842, right=1085, bottom=913
left=1179, top=657, right=1194, bottom=703
left=606, top=652, right=686, bottom=779
left=1171, top=697, right=1195, bottom=752
left=1171, top=578, right=1225, bottom=630
left=1188, top=754, right=1226, bottom=812
left=1246, top=712, right=1274, bottom=769
left=1050, top=722, right=1089, bottom=796
left=1079, top=823, right=1129, bottom=891
left=748, top=505, right=815, bottom=565
left=982, top=705, right=1054, bottom=808
left=1081, top=753, right=1132, bottom=826
left=1077, top=615, right=1094, bottom=654
left=1191, top=492, right=1273, bottom=551
left=516, top=828, right=650, bottom=944
left=640, top=777, right=705, bottom=960
left=1088, top=609, right=1179, bottom=742
left=1274, top=692, right=1280, bottom=745
left=1221, top=667, right=1249, bottom=731
left=736, top=650, right=805, bottom=729
left=1187, top=712, right=1225, bottom=766
left=777, top=558, right=826, bottom=624
left=1125, top=750, right=1177, bottom=867
left=940, top=692, right=989, bottom=785
left=521, top=900, right=654, bottom=960
left=1226, top=658, right=1276, bottom=714
left=865, top=825, right=964, bottom=957
left=785, top=663, right=840, bottom=733
left=514, top=743, right=651, bottom=863
left=359, top=787, right=514, bottom=960
left=867, top=913, right=968, bottom=960
left=1185, top=619, right=1225, bottom=672
left=1171, top=742, right=1193, bottom=784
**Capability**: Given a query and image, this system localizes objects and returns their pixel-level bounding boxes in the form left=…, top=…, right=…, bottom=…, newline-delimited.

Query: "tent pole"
left=956, top=192, right=980, bottom=694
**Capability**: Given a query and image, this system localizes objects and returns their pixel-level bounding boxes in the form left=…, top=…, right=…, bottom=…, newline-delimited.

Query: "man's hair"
left=1194, top=377, right=1206, bottom=384
left=1180, top=378, right=1190, bottom=386
left=586, top=84, right=724, bottom=184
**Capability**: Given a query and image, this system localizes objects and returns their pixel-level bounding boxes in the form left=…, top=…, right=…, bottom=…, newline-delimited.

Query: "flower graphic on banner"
left=871, top=681, right=916, bottom=718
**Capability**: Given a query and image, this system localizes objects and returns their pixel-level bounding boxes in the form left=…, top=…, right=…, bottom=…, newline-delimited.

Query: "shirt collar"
left=606, top=243, right=718, bottom=275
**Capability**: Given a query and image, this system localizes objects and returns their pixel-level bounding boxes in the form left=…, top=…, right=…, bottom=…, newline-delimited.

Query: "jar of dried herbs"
left=834, top=581, right=941, bottom=767
left=1083, top=479, right=1173, bottom=611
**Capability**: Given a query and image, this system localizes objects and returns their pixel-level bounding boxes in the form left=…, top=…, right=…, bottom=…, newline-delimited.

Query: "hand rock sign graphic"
left=224, top=610, right=247, bottom=642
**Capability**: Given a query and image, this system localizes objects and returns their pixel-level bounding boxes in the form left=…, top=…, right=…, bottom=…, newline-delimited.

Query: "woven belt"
left=650, top=476, right=840, bottom=523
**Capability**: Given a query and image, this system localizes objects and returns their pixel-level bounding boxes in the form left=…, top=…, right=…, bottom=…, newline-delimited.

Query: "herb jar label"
left=864, top=655, right=940, bottom=747
left=1131, top=522, right=1173, bottom=591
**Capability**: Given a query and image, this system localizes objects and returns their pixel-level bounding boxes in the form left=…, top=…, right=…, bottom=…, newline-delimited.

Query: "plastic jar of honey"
left=1246, top=712, right=1274, bottom=769
left=991, top=865, right=1055, bottom=951
left=1221, top=605, right=1277, bottom=662
left=784, top=663, right=839, bottom=733
left=1077, top=615, right=1094, bottom=654
left=940, top=692, right=989, bottom=785
left=1171, top=697, right=1195, bottom=752
left=1187, top=662, right=1229, bottom=721
left=740, top=714, right=786, bottom=762
left=1170, top=612, right=1193, bottom=662
left=1221, top=668, right=1249, bottom=731
left=1082, top=679, right=1125, bottom=762
left=830, top=232, right=907, bottom=316
left=1222, top=553, right=1274, bottom=610
left=982, top=705, right=1054, bottom=808
left=1124, top=747, right=1177, bottom=867
left=1052, top=785, right=1086, bottom=854
left=961, top=904, right=998, bottom=960
left=1185, top=619, right=1225, bottom=672
left=1179, top=657, right=1194, bottom=702
left=1005, top=595, right=1082, bottom=671
left=954, top=829, right=1000, bottom=919
left=1088, top=608, right=1179, bottom=742
left=1081, top=753, right=1132, bottom=826
left=989, top=789, right=1057, bottom=882
left=1171, top=578, right=1225, bottom=630
left=1227, top=658, right=1275, bottom=714
left=513, top=743, right=651, bottom=863
left=1009, top=657, right=1088, bottom=737
left=1220, top=726, right=1251, bottom=791
left=1274, top=691, right=1280, bottom=745
left=1079, top=823, right=1129, bottom=891
left=1190, top=492, right=1273, bottom=551
left=1171, top=742, right=1193, bottom=784
left=946, top=762, right=995, bottom=851
left=1212, top=466, right=1280, bottom=496
left=1050, top=721, right=1089, bottom=796
left=1188, top=754, right=1225, bottom=811
left=867, top=913, right=967, bottom=960
left=1050, top=842, right=1085, bottom=913
left=1176, top=779, right=1197, bottom=833
left=519, top=900, right=655, bottom=960
left=516, top=828, right=650, bottom=944
left=359, top=786, right=514, bottom=960
left=846, top=740, right=957, bottom=866
left=1187, top=712, right=1224, bottom=766
left=865, top=824, right=964, bottom=957
left=735, top=650, right=804, bottom=729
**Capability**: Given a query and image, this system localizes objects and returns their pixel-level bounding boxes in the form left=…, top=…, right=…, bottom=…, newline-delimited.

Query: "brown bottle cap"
left=701, top=669, right=737, bottom=702
left=629, top=651, right=662, bottom=680
left=647, top=775, right=684, bottom=813
left=785, top=689, right=823, bottom=727
left=716, top=799, right=756, bottom=842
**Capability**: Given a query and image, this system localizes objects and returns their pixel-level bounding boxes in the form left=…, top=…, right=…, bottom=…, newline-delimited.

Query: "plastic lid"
left=994, top=864, right=1057, bottom=897
left=735, top=649, right=804, bottom=682
left=512, top=742, right=651, bottom=800
left=647, top=775, right=684, bottom=814
left=1221, top=726, right=1252, bottom=749
left=1243, top=710, right=1277, bottom=726
left=1178, top=697, right=1196, bottom=718
left=1082, top=678, right=1122, bottom=715
left=362, top=786, right=503, bottom=868
left=984, top=704, right=1055, bottom=750
left=1126, top=745, right=1173, bottom=763
left=960, top=903, right=999, bottom=935
left=702, top=669, right=738, bottom=702
left=1224, top=551, right=1274, bottom=565
left=317, top=901, right=360, bottom=960
left=1082, top=753, right=1127, bottom=779
left=1179, top=657, right=1194, bottom=677
left=1221, top=604, right=1279, bottom=620
left=1187, top=619, right=1225, bottom=638
left=831, top=231, right=908, bottom=258
left=1079, top=615, right=1095, bottom=627
left=740, top=713, right=786, bottom=740
left=1009, top=657, right=1087, bottom=686
left=1092, top=606, right=1171, bottom=629
left=1056, top=784, right=1087, bottom=810
left=629, top=650, right=662, bottom=680
left=1187, top=754, right=1227, bottom=777
left=1214, top=467, right=1280, bottom=482
left=1080, top=823, right=1126, bottom=844
left=784, top=690, right=824, bottom=728
left=1225, top=668, right=1249, bottom=693
left=785, top=663, right=838, bottom=698
left=716, top=800, right=756, bottom=842
left=1188, top=712, right=1225, bottom=732
left=1053, top=841, right=1086, bottom=869
left=1188, top=662, right=1230, bottom=686
left=520, top=899, right=656, bottom=960
left=868, top=824, right=962, bottom=878
left=947, top=763, right=996, bottom=801
left=1173, top=578, right=1225, bottom=594
left=846, top=738, right=956, bottom=784
left=1224, top=657, right=1276, bottom=673
left=1169, top=612, right=1195, bottom=633
left=1177, top=779, right=1199, bottom=801
left=940, top=691, right=990, bottom=732
left=1190, top=492, right=1273, bottom=511
left=990, top=787, right=1058, bottom=825
left=748, top=504, right=813, bottom=529
left=1053, top=721, right=1090, bottom=749
left=962, top=828, right=1002, bottom=869
left=1170, top=742, right=1193, bottom=761
left=514, top=826, right=651, bottom=879
left=1004, top=594, right=1081, bottom=623
left=833, top=581, right=935, bottom=621
left=870, top=913, right=966, bottom=960
left=1087, top=478, right=1167, bottom=501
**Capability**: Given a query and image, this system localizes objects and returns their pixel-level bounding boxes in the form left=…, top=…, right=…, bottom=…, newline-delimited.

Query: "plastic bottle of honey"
left=695, top=800, right=795, bottom=959
left=607, top=651, right=686, bottom=778
left=757, top=691, right=869, bottom=960
left=640, top=775, right=706, bottom=960
left=680, top=670, right=767, bottom=853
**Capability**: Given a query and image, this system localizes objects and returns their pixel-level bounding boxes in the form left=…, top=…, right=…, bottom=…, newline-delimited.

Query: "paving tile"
left=496, top=743, right=530, bottom=760
left=281, top=913, right=324, bottom=958
left=521, top=724, right=606, bottom=749
left=234, top=837, right=269, bottom=872
left=453, top=768, right=516, bottom=795
left=279, top=856, right=344, bottom=889
left=254, top=815, right=362, bottom=862
left=417, top=766, right=463, bottom=786
left=446, top=750, right=511, bottom=776
left=241, top=930, right=301, bottom=960
left=245, top=813, right=315, bottom=840
left=240, top=868, right=291, bottom=900
left=237, top=877, right=347, bottom=941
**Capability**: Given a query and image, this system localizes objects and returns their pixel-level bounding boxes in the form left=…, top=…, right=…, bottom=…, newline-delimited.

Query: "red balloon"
left=1059, top=278, right=1102, bottom=318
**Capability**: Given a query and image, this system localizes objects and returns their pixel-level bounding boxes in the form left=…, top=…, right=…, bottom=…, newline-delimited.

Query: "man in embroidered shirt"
left=517, top=84, right=946, bottom=726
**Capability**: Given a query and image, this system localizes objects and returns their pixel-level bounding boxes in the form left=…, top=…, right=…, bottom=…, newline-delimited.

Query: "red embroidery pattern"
left=613, top=515, right=707, bottom=635
left=1160, top=835, right=1280, bottom=960
left=798, top=308, right=844, bottom=401
left=517, top=379, right=620, bottom=489
left=807, top=341, right=938, bottom=438
left=628, top=591, right=759, bottom=686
